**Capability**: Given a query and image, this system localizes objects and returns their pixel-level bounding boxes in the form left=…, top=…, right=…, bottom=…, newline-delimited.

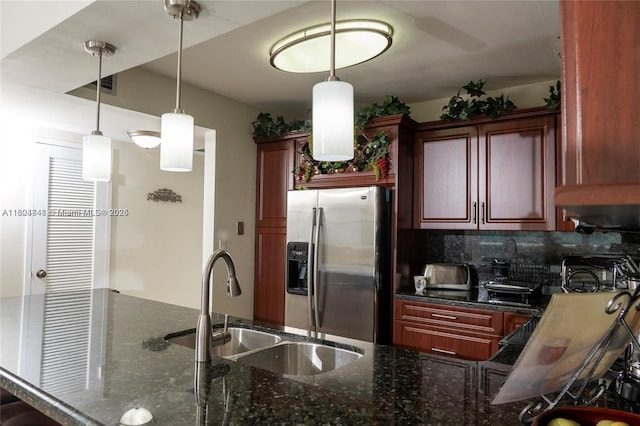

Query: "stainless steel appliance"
left=483, top=261, right=551, bottom=307
left=284, top=186, right=391, bottom=343
left=560, top=254, right=640, bottom=293
left=422, top=264, right=471, bottom=290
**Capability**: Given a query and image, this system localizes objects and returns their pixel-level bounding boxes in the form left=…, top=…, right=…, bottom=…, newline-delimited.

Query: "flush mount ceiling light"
left=311, top=0, right=354, bottom=162
left=127, top=130, right=161, bottom=149
left=160, top=0, right=199, bottom=172
left=82, top=40, right=116, bottom=182
left=270, top=19, right=392, bottom=73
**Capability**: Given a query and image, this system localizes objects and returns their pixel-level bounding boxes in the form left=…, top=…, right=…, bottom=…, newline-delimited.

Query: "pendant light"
left=160, top=0, right=199, bottom=172
left=82, top=40, right=115, bottom=181
left=312, top=0, right=354, bottom=162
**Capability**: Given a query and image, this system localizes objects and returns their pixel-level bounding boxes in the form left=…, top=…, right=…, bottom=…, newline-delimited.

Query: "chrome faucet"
left=195, top=249, right=242, bottom=363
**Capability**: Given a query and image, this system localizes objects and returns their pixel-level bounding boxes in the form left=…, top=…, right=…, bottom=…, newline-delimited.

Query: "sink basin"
left=235, top=341, right=363, bottom=376
left=166, top=327, right=282, bottom=357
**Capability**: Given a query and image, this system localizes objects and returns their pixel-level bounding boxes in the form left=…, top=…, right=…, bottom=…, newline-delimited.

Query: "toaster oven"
left=422, top=263, right=472, bottom=290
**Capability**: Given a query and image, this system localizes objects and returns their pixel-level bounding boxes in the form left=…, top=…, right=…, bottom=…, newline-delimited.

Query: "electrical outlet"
left=237, top=221, right=244, bottom=235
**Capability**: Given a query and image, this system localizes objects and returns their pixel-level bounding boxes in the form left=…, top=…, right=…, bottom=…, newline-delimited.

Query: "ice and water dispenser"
left=286, top=242, right=309, bottom=296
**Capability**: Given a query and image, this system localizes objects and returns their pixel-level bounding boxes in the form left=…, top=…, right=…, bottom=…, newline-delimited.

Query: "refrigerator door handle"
left=307, top=207, right=316, bottom=328
left=312, top=207, right=323, bottom=330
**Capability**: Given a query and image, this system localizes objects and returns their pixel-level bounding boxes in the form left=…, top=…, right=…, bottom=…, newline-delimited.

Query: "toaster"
left=423, top=263, right=472, bottom=290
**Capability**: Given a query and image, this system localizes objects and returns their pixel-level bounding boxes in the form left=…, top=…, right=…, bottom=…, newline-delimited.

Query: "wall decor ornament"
left=147, top=188, right=182, bottom=203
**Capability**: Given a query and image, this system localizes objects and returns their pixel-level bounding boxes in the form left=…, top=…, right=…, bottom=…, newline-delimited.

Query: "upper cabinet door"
left=414, top=112, right=558, bottom=231
left=255, top=140, right=294, bottom=228
left=479, top=115, right=557, bottom=231
left=414, top=125, right=478, bottom=229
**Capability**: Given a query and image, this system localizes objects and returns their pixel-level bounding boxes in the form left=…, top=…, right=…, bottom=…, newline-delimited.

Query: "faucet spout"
left=195, top=249, right=242, bottom=363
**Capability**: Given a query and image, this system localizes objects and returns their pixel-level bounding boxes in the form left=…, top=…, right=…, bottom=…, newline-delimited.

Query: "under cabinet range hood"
left=555, top=183, right=640, bottom=230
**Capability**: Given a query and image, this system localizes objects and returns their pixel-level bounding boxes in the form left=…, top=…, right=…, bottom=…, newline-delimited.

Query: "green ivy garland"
left=252, top=96, right=409, bottom=139
left=440, top=80, right=517, bottom=121
left=544, top=80, right=561, bottom=112
left=293, top=131, right=391, bottom=185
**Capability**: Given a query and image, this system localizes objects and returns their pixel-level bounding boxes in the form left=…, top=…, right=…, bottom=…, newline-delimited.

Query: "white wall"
left=108, top=139, right=206, bottom=308
left=0, top=115, right=39, bottom=298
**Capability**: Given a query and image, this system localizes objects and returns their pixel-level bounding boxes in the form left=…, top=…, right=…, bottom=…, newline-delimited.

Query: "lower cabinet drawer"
left=395, top=322, right=501, bottom=361
left=395, top=299, right=504, bottom=335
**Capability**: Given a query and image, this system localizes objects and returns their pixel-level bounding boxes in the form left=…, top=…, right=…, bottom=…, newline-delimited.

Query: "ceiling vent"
left=85, top=74, right=117, bottom=95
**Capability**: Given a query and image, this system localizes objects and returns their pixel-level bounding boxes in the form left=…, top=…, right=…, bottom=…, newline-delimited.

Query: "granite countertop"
left=0, top=289, right=549, bottom=425
left=395, top=286, right=546, bottom=317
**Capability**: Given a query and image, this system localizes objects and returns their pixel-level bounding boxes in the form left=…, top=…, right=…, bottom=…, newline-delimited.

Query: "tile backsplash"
left=417, top=230, right=640, bottom=284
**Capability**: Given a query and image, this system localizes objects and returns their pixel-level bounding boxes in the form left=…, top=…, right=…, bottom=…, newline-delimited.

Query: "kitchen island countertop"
left=0, top=289, right=553, bottom=425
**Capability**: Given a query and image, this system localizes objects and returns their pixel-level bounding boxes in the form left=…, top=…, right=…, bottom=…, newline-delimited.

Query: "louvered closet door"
left=22, top=140, right=109, bottom=396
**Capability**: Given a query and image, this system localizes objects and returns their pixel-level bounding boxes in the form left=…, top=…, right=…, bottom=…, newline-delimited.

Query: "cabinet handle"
left=432, top=313, right=457, bottom=321
left=481, top=202, right=486, bottom=224
left=432, top=347, right=457, bottom=355
left=472, top=202, right=477, bottom=224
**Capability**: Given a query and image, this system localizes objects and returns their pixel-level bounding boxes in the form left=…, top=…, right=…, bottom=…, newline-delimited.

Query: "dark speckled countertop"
left=1, top=289, right=549, bottom=425
left=395, top=286, right=547, bottom=316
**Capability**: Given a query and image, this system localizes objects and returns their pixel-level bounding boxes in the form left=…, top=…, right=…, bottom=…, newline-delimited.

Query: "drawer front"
left=395, top=299, right=504, bottom=335
left=396, top=323, right=500, bottom=361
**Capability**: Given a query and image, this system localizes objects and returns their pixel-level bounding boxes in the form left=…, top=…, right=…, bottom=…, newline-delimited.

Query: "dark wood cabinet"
left=555, top=0, right=640, bottom=224
left=253, top=137, right=297, bottom=324
left=503, top=312, right=532, bottom=336
left=414, top=110, right=558, bottom=231
left=255, top=138, right=297, bottom=228
left=253, top=227, right=287, bottom=324
left=421, top=356, right=476, bottom=424
left=559, top=0, right=640, bottom=187
left=394, top=299, right=504, bottom=361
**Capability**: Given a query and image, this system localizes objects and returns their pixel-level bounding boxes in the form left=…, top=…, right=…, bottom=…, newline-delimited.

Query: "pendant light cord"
left=329, top=0, right=337, bottom=81
left=94, top=52, right=103, bottom=135
left=175, top=10, right=185, bottom=113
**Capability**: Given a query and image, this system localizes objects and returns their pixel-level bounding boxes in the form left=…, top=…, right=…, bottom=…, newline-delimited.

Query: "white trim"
left=202, top=130, right=217, bottom=267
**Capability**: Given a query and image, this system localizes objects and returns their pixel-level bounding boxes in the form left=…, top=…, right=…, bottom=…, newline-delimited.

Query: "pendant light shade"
left=82, top=40, right=115, bottom=181
left=82, top=133, right=112, bottom=181
left=160, top=0, right=199, bottom=172
left=160, top=112, right=194, bottom=171
left=311, top=0, right=354, bottom=162
left=312, top=80, right=354, bottom=161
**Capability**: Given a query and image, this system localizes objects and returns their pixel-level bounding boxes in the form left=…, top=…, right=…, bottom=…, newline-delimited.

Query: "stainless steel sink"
left=234, top=341, right=363, bottom=376
left=166, top=327, right=282, bottom=358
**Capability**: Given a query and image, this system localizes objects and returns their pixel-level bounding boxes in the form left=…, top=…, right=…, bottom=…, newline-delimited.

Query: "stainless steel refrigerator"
left=284, top=186, right=391, bottom=343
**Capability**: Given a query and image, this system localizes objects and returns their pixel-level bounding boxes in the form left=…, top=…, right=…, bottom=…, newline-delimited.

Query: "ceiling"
left=0, top=0, right=560, bottom=131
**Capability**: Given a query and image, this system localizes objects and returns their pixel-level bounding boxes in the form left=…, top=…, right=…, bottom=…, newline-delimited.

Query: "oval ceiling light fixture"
left=270, top=19, right=393, bottom=73
left=127, top=130, right=161, bottom=149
